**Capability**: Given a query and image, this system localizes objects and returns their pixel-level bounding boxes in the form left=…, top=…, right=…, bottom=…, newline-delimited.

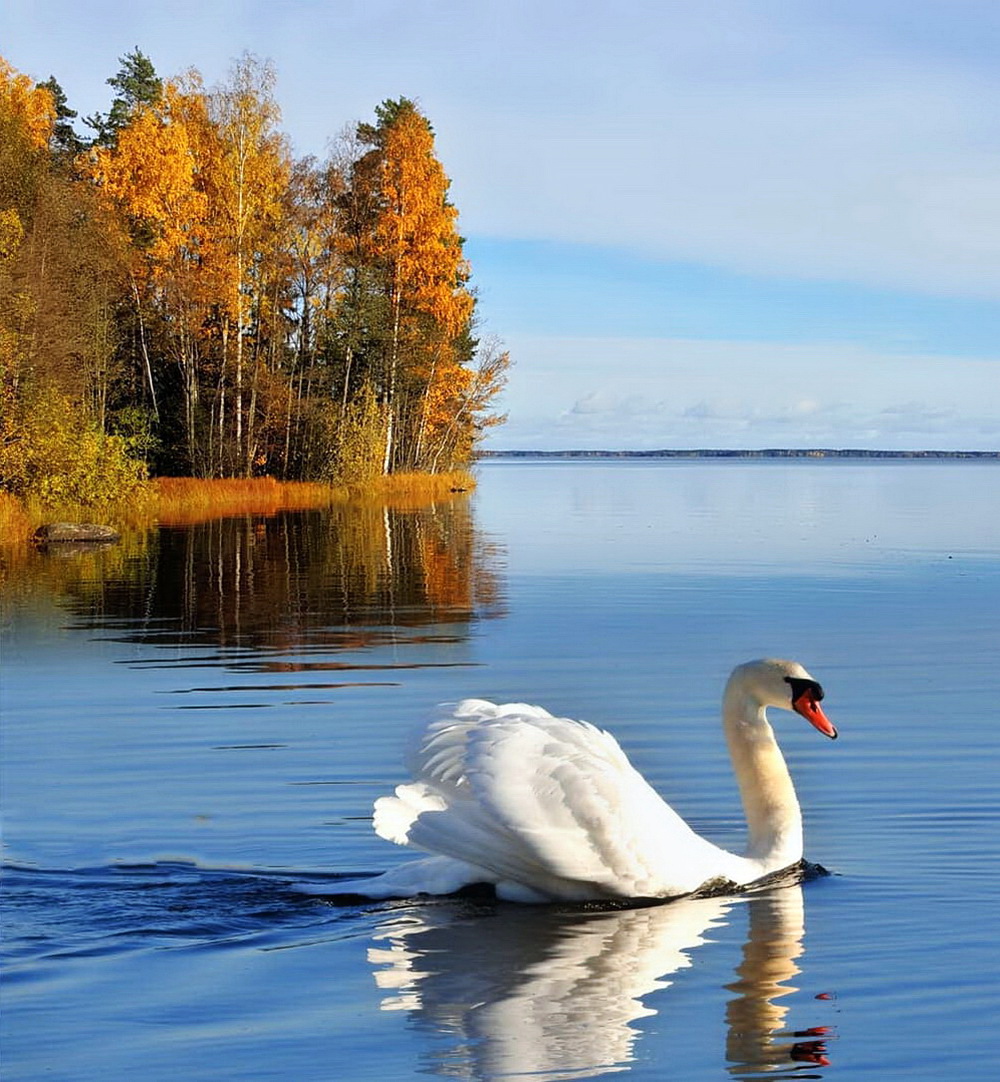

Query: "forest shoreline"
left=2, top=55, right=508, bottom=513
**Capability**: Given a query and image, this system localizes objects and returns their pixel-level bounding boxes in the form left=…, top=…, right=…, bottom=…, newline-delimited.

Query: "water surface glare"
left=3, top=460, right=999, bottom=1080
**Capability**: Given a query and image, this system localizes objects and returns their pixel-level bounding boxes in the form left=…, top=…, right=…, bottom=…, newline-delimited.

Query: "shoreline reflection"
left=3, top=500, right=505, bottom=652
left=367, top=885, right=832, bottom=1080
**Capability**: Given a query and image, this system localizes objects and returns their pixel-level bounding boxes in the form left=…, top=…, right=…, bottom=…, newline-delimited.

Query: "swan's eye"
left=784, top=676, right=824, bottom=702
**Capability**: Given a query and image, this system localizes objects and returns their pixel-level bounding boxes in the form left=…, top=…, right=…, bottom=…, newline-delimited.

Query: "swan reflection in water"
left=366, top=883, right=832, bottom=1080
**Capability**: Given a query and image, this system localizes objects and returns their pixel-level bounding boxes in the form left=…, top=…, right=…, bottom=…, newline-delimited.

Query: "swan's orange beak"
left=793, top=689, right=838, bottom=739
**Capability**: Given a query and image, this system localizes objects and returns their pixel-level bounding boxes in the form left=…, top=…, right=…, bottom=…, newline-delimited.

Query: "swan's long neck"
left=722, top=685, right=803, bottom=871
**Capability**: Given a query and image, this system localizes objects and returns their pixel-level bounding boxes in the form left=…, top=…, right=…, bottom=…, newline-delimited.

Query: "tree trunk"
left=381, top=266, right=402, bottom=475
left=130, top=273, right=159, bottom=421
left=217, top=319, right=228, bottom=476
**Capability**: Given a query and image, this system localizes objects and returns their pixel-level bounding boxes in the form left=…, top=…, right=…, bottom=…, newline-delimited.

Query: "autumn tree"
left=89, top=57, right=293, bottom=478
left=0, top=58, right=145, bottom=504
left=323, top=99, right=488, bottom=475
left=0, top=57, right=57, bottom=439
left=90, top=79, right=203, bottom=432
left=202, top=54, right=291, bottom=476
left=275, top=154, right=346, bottom=477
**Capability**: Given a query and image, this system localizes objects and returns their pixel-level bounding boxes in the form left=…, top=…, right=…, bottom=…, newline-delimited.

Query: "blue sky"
left=6, top=0, right=999, bottom=449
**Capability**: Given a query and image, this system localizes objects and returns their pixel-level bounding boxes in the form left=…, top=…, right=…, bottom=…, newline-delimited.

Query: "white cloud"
left=568, top=390, right=621, bottom=416
left=567, top=390, right=667, bottom=418
left=491, top=334, right=1000, bottom=450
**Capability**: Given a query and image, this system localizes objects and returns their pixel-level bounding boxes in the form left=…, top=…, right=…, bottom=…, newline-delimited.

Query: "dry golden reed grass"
left=0, top=490, right=33, bottom=552
left=0, top=471, right=476, bottom=544
left=152, top=476, right=338, bottom=525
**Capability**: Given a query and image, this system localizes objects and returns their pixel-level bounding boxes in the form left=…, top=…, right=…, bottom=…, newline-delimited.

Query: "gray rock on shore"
left=33, top=523, right=121, bottom=544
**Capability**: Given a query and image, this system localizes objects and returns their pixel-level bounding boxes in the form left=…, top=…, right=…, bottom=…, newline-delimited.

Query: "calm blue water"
left=3, top=460, right=999, bottom=1080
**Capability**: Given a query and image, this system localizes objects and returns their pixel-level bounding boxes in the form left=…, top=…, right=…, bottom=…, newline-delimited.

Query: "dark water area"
left=3, top=460, right=999, bottom=1080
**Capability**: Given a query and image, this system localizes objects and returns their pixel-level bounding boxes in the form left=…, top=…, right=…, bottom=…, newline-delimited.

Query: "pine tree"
left=85, top=48, right=162, bottom=146
left=36, top=77, right=84, bottom=160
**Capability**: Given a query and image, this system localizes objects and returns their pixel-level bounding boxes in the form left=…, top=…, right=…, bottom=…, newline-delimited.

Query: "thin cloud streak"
left=495, top=335, right=1000, bottom=450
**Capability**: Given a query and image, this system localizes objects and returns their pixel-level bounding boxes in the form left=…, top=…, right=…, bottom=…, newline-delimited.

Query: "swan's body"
left=341, top=659, right=836, bottom=902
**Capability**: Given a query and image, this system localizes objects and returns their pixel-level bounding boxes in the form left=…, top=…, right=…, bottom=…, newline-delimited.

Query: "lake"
left=3, top=459, right=999, bottom=1080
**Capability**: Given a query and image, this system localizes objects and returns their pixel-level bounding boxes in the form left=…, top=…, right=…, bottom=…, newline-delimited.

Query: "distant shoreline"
left=480, top=448, right=999, bottom=460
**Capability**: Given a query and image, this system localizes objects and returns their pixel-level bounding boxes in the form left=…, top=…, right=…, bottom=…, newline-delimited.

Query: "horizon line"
left=479, top=448, right=999, bottom=458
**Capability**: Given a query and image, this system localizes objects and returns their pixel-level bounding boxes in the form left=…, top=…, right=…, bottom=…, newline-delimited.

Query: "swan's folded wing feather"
left=381, top=703, right=730, bottom=899
left=468, top=717, right=726, bottom=895
left=403, top=700, right=552, bottom=790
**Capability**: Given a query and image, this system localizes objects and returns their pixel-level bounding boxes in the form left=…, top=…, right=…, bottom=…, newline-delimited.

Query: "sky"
left=6, top=0, right=999, bottom=450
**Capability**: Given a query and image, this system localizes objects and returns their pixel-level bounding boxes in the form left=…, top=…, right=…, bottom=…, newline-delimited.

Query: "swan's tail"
left=298, top=855, right=493, bottom=899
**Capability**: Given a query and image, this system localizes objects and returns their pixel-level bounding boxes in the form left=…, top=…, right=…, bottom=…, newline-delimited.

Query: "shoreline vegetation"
left=0, top=470, right=474, bottom=552
left=1, top=53, right=508, bottom=519
left=483, top=449, right=999, bottom=459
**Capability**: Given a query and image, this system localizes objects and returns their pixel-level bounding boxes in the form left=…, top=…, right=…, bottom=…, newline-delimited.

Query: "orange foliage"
left=0, top=58, right=55, bottom=149
left=353, top=100, right=481, bottom=471
left=88, top=59, right=294, bottom=477
left=373, top=106, right=474, bottom=336
left=89, top=86, right=206, bottom=268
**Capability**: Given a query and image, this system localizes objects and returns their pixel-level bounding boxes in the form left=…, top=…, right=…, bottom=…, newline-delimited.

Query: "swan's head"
left=730, top=658, right=838, bottom=739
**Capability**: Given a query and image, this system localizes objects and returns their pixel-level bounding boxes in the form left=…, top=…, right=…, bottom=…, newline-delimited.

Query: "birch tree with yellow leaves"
left=89, top=56, right=292, bottom=476
left=205, top=54, right=291, bottom=476
left=89, top=81, right=204, bottom=429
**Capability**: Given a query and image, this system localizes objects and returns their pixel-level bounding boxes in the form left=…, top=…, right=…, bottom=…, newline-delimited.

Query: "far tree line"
left=0, top=50, right=509, bottom=503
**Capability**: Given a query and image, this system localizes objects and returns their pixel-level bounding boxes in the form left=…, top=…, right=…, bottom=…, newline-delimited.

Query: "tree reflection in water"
left=367, top=885, right=833, bottom=1080
left=7, top=499, right=504, bottom=653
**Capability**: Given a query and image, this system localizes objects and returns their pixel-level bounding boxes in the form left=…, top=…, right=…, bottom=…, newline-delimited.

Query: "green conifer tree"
left=85, top=48, right=162, bottom=146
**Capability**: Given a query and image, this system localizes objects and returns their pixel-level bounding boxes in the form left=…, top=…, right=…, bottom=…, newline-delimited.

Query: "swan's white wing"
left=374, top=700, right=743, bottom=899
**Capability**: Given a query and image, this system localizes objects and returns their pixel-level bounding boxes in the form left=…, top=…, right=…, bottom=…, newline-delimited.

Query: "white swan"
left=339, top=658, right=837, bottom=902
